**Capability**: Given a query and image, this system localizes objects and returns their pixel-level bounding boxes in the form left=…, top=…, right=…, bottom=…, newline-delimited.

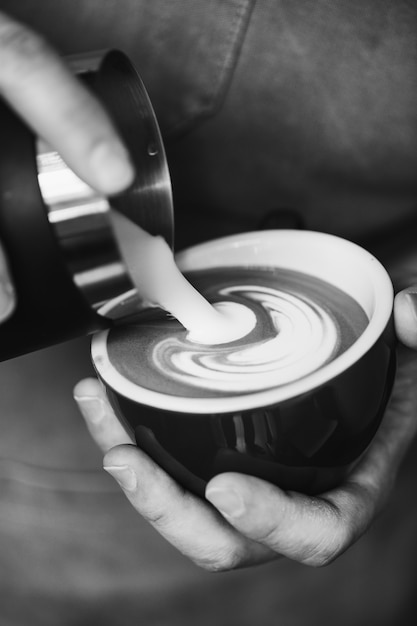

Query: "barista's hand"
left=74, top=288, right=417, bottom=570
left=0, top=11, right=135, bottom=322
left=0, top=11, right=134, bottom=194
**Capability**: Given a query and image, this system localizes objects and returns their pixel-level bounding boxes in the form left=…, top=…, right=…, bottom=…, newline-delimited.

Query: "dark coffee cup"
left=92, top=230, right=396, bottom=496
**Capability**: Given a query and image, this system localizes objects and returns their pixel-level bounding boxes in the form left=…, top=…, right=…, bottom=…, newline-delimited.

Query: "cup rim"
left=91, top=230, right=394, bottom=414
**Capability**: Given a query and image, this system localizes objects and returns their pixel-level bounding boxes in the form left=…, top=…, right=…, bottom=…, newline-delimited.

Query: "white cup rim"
left=92, top=230, right=394, bottom=413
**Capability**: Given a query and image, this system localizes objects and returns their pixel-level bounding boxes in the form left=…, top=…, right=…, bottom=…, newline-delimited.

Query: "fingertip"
left=103, top=462, right=138, bottom=492
left=394, top=289, right=417, bottom=349
left=73, top=377, right=104, bottom=400
left=206, top=472, right=243, bottom=493
left=207, top=472, right=286, bottom=499
left=88, top=139, right=135, bottom=195
left=206, top=473, right=287, bottom=522
left=103, top=443, right=139, bottom=469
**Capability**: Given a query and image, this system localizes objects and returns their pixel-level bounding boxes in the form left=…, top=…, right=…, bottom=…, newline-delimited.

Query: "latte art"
left=157, top=285, right=339, bottom=393
left=107, top=268, right=369, bottom=399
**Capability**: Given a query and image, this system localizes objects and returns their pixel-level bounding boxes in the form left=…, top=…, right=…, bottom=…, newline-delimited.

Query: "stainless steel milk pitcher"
left=0, top=50, right=173, bottom=361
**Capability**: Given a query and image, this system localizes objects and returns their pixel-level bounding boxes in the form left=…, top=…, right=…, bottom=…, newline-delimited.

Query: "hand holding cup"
left=74, top=230, right=417, bottom=569
left=74, top=339, right=417, bottom=569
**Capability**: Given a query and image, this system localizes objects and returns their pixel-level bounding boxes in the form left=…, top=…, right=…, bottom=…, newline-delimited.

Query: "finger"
left=73, top=377, right=134, bottom=452
left=76, top=379, right=274, bottom=571
left=0, top=12, right=135, bottom=194
left=103, top=444, right=274, bottom=571
left=0, top=245, right=15, bottom=322
left=394, top=288, right=417, bottom=349
left=206, top=473, right=376, bottom=567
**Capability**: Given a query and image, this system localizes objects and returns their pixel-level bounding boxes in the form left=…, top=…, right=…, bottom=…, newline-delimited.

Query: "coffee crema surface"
left=106, top=267, right=368, bottom=399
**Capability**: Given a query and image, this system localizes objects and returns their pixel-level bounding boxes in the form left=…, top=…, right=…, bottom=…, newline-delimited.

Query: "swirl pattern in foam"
left=106, top=267, right=369, bottom=399
left=156, top=285, right=338, bottom=393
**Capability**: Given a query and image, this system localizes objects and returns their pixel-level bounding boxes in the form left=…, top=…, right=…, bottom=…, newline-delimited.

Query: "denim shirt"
left=0, top=2, right=416, bottom=624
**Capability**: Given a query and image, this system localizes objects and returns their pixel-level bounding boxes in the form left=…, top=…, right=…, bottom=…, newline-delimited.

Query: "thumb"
left=206, top=473, right=357, bottom=566
left=394, top=287, right=417, bottom=349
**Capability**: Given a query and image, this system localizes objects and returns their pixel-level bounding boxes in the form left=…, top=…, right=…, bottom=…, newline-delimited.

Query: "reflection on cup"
left=92, top=230, right=396, bottom=496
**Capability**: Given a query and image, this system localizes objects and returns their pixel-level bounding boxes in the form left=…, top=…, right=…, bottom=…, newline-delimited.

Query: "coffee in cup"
left=92, top=230, right=396, bottom=495
left=106, top=266, right=368, bottom=399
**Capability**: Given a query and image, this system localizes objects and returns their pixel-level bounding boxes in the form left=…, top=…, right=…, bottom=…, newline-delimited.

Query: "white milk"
left=109, top=211, right=256, bottom=344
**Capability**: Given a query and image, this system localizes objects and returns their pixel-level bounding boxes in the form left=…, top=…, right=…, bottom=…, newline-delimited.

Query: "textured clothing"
left=0, top=1, right=417, bottom=624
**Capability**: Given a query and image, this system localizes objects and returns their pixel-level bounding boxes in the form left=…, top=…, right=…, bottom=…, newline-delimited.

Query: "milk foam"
left=151, top=283, right=339, bottom=393
left=105, top=267, right=368, bottom=399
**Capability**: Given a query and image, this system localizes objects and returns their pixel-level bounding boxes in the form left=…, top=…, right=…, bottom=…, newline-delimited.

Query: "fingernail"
left=74, top=396, right=106, bottom=424
left=206, top=487, right=245, bottom=518
left=90, top=140, right=135, bottom=193
left=104, top=465, right=137, bottom=491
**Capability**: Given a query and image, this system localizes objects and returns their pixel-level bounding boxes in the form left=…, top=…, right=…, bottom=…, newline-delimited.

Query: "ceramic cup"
left=92, top=230, right=396, bottom=496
